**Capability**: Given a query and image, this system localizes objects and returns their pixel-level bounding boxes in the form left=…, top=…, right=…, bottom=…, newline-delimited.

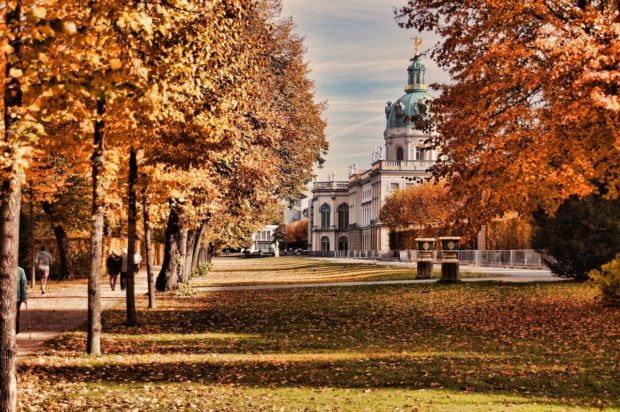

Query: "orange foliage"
left=397, top=0, right=620, bottom=230
left=486, top=215, right=532, bottom=250
left=285, top=219, right=308, bottom=244
left=380, top=181, right=458, bottom=236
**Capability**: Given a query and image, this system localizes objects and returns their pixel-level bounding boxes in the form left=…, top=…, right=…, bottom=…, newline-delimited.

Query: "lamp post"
left=415, top=238, right=435, bottom=279
left=439, top=236, right=461, bottom=283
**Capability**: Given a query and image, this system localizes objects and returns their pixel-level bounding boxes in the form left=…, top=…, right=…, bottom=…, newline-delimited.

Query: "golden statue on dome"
left=410, top=36, right=422, bottom=56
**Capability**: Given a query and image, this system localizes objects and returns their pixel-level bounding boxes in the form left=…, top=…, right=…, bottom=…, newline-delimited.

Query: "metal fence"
left=314, top=249, right=545, bottom=269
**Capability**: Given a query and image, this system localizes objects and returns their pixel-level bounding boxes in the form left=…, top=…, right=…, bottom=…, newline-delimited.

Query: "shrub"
left=193, top=263, right=212, bottom=277
left=589, top=254, right=620, bottom=306
left=531, top=195, right=620, bottom=281
left=175, top=283, right=199, bottom=297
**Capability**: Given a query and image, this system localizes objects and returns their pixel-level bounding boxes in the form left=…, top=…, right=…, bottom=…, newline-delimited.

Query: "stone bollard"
left=415, top=238, right=435, bottom=279
left=439, top=236, right=461, bottom=283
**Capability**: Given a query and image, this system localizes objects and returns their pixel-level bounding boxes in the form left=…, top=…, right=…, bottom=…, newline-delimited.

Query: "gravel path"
left=16, top=270, right=149, bottom=360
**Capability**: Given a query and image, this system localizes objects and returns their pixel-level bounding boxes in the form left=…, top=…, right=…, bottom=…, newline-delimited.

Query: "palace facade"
left=309, top=52, right=437, bottom=253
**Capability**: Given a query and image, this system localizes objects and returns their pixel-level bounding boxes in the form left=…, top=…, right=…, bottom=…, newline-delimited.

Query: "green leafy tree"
left=532, top=195, right=620, bottom=281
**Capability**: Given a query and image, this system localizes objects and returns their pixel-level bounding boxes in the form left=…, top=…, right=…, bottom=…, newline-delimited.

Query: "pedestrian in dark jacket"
left=16, top=266, right=27, bottom=334
left=106, top=251, right=122, bottom=291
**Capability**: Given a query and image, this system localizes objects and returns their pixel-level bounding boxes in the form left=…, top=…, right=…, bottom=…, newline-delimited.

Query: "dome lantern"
left=385, top=37, right=430, bottom=130
left=405, top=36, right=427, bottom=92
left=405, top=55, right=427, bottom=93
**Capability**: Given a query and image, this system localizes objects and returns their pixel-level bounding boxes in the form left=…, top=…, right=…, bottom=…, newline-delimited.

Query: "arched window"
left=320, top=204, right=331, bottom=229
left=396, top=147, right=404, bottom=161
left=339, top=236, right=348, bottom=251
left=337, top=203, right=349, bottom=229
left=321, top=236, right=330, bottom=252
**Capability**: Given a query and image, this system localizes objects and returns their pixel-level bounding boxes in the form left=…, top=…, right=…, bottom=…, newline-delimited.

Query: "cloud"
left=330, top=115, right=384, bottom=139
left=280, top=0, right=450, bottom=188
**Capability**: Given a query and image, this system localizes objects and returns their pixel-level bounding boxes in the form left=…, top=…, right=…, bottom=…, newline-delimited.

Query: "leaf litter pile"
left=18, top=276, right=619, bottom=411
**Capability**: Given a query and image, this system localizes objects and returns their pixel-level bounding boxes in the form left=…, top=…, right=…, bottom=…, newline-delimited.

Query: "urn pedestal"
left=439, top=236, right=461, bottom=284
left=415, top=238, right=435, bottom=279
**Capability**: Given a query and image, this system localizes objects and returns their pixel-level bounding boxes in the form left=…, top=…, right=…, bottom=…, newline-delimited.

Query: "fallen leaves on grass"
left=17, top=264, right=620, bottom=411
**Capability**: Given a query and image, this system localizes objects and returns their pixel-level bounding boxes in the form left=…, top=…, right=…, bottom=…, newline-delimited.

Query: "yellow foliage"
left=397, top=0, right=620, bottom=230
left=589, top=253, right=620, bottom=306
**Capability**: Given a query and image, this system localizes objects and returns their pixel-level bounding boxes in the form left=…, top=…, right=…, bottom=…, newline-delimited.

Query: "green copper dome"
left=385, top=55, right=429, bottom=129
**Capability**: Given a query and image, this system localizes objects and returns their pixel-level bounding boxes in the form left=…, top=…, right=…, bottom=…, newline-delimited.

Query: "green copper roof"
left=384, top=55, right=429, bottom=129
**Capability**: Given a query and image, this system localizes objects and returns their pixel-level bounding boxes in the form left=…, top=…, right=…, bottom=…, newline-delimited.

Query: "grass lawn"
left=17, top=261, right=619, bottom=411
left=191, top=257, right=499, bottom=287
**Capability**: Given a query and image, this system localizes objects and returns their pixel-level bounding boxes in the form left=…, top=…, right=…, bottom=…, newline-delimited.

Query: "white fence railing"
left=325, top=249, right=544, bottom=269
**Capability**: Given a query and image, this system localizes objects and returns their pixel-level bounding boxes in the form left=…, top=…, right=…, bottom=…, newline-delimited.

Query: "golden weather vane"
left=410, top=36, right=422, bottom=56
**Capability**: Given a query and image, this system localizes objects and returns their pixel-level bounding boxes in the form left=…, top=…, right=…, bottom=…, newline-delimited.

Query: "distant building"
left=249, top=225, right=278, bottom=254
left=283, top=199, right=304, bottom=224
left=309, top=50, right=437, bottom=253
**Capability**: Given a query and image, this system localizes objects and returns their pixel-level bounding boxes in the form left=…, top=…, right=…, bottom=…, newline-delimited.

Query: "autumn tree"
left=0, top=3, right=25, bottom=407
left=26, top=153, right=91, bottom=280
left=43, top=0, right=251, bottom=341
left=380, top=181, right=458, bottom=238
left=3, top=1, right=102, bottom=402
left=396, top=0, right=620, bottom=231
left=149, top=1, right=326, bottom=291
left=0, top=1, right=60, bottom=409
left=285, top=219, right=308, bottom=249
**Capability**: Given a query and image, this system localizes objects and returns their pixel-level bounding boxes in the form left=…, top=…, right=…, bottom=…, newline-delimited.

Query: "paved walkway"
left=16, top=270, right=148, bottom=360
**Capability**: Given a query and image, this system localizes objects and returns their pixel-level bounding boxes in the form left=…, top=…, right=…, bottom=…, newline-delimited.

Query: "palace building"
left=309, top=50, right=437, bottom=253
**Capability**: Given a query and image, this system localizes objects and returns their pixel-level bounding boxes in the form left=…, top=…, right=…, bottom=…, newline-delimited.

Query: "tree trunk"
left=177, top=229, right=189, bottom=284
left=52, top=224, right=75, bottom=280
left=87, top=97, right=106, bottom=356
left=0, top=178, right=21, bottom=412
left=41, top=202, right=75, bottom=280
left=29, top=187, right=35, bottom=288
left=201, top=246, right=208, bottom=265
left=207, top=242, right=215, bottom=264
left=1, top=2, right=23, bottom=409
left=185, top=230, right=195, bottom=280
left=141, top=177, right=155, bottom=308
left=125, top=148, right=138, bottom=327
left=156, top=206, right=180, bottom=291
left=191, top=220, right=207, bottom=273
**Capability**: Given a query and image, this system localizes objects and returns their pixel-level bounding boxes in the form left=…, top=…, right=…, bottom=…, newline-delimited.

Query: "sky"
left=280, top=0, right=450, bottom=185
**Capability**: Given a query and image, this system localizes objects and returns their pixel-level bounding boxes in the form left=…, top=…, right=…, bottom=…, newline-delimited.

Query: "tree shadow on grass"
left=19, top=352, right=619, bottom=409
left=22, top=283, right=620, bottom=410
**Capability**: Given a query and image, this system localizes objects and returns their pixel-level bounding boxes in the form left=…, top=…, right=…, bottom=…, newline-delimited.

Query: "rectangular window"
left=390, top=182, right=399, bottom=191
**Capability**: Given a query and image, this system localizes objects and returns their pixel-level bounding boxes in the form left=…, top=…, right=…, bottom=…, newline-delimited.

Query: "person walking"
left=16, top=266, right=27, bottom=334
left=106, top=251, right=122, bottom=291
left=133, top=251, right=142, bottom=274
left=35, top=246, right=53, bottom=295
left=120, top=248, right=128, bottom=291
